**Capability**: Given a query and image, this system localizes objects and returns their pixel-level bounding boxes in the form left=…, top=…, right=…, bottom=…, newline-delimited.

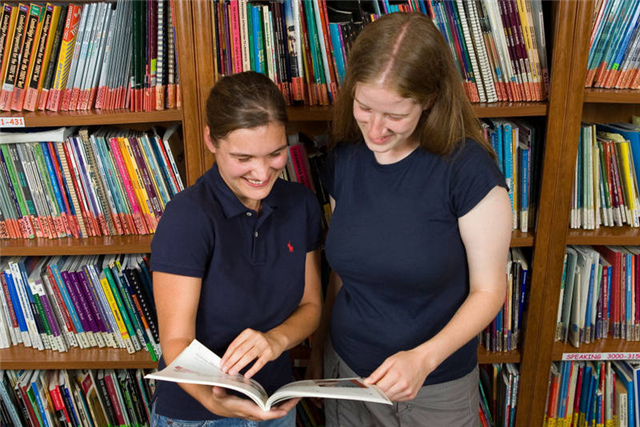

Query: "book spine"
left=42, top=271, right=74, bottom=349
left=77, top=269, right=108, bottom=348
left=0, top=273, right=20, bottom=345
left=37, top=4, right=67, bottom=111
left=100, top=274, right=134, bottom=352
left=10, top=4, right=43, bottom=111
left=23, top=3, right=56, bottom=111
left=0, top=4, right=28, bottom=111
left=47, top=3, right=82, bottom=111
left=109, top=137, right=148, bottom=235
left=104, top=266, right=139, bottom=353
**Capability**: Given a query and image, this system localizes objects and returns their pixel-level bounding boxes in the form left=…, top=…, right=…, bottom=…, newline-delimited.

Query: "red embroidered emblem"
left=287, top=241, right=294, bottom=253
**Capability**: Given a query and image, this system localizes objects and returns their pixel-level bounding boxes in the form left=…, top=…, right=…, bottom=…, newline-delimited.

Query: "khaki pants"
left=323, top=339, right=481, bottom=427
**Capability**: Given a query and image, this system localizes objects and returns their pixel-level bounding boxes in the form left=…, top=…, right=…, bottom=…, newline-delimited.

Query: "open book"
left=145, top=339, right=392, bottom=411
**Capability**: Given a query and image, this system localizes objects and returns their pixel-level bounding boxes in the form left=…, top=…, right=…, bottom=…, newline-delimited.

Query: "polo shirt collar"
left=207, top=163, right=279, bottom=219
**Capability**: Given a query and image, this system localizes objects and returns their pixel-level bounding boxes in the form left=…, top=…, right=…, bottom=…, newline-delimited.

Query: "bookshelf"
left=0, top=0, right=198, bottom=375
left=525, top=1, right=640, bottom=426
left=0, top=0, right=619, bottom=425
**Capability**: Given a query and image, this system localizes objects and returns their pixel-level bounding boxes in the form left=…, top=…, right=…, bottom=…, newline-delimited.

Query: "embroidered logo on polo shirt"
left=287, top=241, right=294, bottom=253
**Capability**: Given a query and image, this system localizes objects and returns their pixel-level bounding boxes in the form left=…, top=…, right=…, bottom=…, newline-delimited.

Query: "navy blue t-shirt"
left=323, top=140, right=507, bottom=385
left=151, top=163, right=323, bottom=420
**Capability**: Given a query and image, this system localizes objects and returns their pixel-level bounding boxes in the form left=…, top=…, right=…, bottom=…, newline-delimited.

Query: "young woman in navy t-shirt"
left=308, top=12, right=512, bottom=426
left=151, top=72, right=323, bottom=426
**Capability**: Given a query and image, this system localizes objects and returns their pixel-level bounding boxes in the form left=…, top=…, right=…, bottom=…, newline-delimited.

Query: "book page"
left=266, top=378, right=391, bottom=409
left=145, top=340, right=270, bottom=410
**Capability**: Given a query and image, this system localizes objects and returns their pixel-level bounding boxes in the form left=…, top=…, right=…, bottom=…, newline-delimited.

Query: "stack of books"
left=585, top=0, right=640, bottom=90
left=0, top=255, right=160, bottom=361
left=0, top=0, right=179, bottom=113
left=0, top=126, right=184, bottom=240
left=209, top=0, right=549, bottom=105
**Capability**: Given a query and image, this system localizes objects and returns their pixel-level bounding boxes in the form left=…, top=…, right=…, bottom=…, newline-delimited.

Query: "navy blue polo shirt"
left=323, top=140, right=507, bottom=386
left=151, top=163, right=322, bottom=421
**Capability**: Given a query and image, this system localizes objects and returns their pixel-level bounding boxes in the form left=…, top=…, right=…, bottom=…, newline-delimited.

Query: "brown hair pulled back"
left=332, top=12, right=492, bottom=158
left=206, top=71, right=288, bottom=145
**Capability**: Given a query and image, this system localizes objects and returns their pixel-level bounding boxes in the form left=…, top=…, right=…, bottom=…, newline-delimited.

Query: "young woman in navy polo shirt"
left=150, top=72, right=323, bottom=426
left=308, top=13, right=512, bottom=426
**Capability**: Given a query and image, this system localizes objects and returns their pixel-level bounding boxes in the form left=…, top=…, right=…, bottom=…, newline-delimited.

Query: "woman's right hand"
left=204, top=387, right=297, bottom=421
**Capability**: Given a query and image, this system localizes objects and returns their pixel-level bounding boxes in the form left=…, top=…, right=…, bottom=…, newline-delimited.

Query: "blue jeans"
left=150, top=405, right=296, bottom=427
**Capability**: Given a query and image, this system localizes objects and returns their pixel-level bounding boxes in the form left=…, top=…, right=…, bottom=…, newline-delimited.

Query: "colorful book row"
left=544, top=360, right=640, bottom=427
left=0, top=0, right=179, bottom=114
left=0, top=368, right=154, bottom=427
left=0, top=126, right=185, bottom=240
left=482, top=118, right=541, bottom=233
left=479, top=363, right=521, bottom=427
left=426, top=0, right=549, bottom=103
left=555, top=246, right=640, bottom=349
left=571, top=117, right=640, bottom=230
left=210, top=0, right=549, bottom=106
left=586, top=0, right=640, bottom=90
left=0, top=255, right=160, bottom=361
left=482, top=248, right=529, bottom=353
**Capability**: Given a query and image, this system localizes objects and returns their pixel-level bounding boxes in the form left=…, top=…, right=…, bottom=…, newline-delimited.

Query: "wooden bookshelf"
left=526, top=1, right=640, bottom=426
left=583, top=88, right=640, bottom=104
left=477, top=346, right=521, bottom=364
left=0, top=108, right=183, bottom=127
left=0, top=235, right=153, bottom=256
left=0, top=345, right=157, bottom=370
left=551, top=340, right=640, bottom=360
left=510, top=231, right=535, bottom=247
left=566, top=226, right=640, bottom=245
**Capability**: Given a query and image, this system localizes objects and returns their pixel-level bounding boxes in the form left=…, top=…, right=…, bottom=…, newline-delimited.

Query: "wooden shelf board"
left=583, top=88, right=640, bottom=104
left=511, top=230, right=534, bottom=247
left=0, top=345, right=157, bottom=370
left=566, top=227, right=640, bottom=245
left=286, top=102, right=548, bottom=121
left=0, top=235, right=153, bottom=256
left=478, top=345, right=521, bottom=364
left=552, top=340, right=640, bottom=360
left=0, top=343, right=519, bottom=370
left=0, top=108, right=182, bottom=127
left=473, top=101, right=548, bottom=118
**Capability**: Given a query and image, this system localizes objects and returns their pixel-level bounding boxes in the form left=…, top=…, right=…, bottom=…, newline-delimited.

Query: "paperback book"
left=145, top=339, right=392, bottom=411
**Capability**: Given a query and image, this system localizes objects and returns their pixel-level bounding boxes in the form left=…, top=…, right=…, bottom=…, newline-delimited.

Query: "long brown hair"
left=332, top=12, right=492, bottom=158
left=206, top=71, right=288, bottom=145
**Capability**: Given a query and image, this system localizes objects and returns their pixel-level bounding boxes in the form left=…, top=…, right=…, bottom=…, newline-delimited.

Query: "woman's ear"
left=204, top=126, right=216, bottom=154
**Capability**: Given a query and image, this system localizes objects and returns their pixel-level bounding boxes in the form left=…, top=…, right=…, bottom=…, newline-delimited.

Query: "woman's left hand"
left=364, top=348, right=435, bottom=402
left=221, top=328, right=287, bottom=378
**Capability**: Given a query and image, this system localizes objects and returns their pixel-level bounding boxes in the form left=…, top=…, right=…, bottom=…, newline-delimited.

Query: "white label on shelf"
left=0, top=117, right=25, bottom=128
left=562, top=352, right=640, bottom=361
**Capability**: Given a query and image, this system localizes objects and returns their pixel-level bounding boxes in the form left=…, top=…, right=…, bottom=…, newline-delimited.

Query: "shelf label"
left=563, top=352, right=640, bottom=361
left=0, top=117, right=25, bottom=128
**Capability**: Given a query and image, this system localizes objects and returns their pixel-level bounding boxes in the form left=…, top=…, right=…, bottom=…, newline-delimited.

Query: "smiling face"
left=353, top=82, right=426, bottom=164
left=205, top=123, right=289, bottom=211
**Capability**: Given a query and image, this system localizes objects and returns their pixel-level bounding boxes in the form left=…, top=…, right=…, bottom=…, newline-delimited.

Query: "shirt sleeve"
left=449, top=140, right=508, bottom=217
left=151, top=197, right=215, bottom=278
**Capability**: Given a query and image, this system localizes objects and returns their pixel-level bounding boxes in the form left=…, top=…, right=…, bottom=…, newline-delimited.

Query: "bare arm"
left=365, top=186, right=512, bottom=401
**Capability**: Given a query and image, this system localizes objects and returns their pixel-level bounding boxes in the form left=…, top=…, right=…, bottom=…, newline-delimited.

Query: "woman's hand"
left=205, top=387, right=298, bottom=421
left=364, top=348, right=436, bottom=402
left=221, top=328, right=288, bottom=378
